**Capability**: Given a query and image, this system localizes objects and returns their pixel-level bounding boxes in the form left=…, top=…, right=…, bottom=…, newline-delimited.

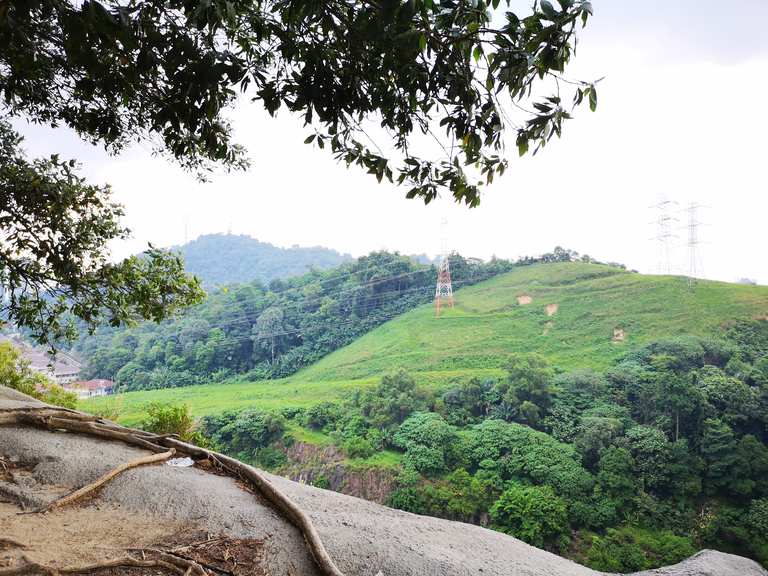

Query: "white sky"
left=13, top=0, right=768, bottom=283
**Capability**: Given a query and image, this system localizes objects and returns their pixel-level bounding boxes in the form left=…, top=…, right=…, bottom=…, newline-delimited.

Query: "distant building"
left=66, top=379, right=114, bottom=399
left=0, top=335, right=82, bottom=385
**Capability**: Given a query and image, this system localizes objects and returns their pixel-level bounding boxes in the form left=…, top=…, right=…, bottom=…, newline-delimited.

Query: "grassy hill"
left=83, top=262, right=768, bottom=424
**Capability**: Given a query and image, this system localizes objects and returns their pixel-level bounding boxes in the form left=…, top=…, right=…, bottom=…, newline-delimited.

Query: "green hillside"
left=83, top=262, right=768, bottom=423
left=299, top=262, right=768, bottom=379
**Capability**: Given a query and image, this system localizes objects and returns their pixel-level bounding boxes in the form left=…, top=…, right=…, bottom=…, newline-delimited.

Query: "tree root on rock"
left=34, top=449, right=176, bottom=514
left=0, top=551, right=208, bottom=576
left=0, top=538, right=27, bottom=549
left=2, top=408, right=347, bottom=576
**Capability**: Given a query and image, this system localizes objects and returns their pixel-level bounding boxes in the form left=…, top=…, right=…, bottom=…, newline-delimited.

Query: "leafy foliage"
left=490, top=482, right=569, bottom=550
left=139, top=401, right=208, bottom=445
left=0, top=122, right=204, bottom=346
left=1, top=0, right=597, bottom=202
left=145, top=321, right=768, bottom=569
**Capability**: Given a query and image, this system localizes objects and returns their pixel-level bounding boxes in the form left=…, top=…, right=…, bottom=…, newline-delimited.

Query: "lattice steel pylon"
left=685, top=202, right=704, bottom=290
left=435, top=219, right=454, bottom=317
left=651, top=196, right=678, bottom=275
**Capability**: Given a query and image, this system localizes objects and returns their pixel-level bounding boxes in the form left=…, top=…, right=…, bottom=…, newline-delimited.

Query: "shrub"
left=302, top=401, right=341, bottom=430
left=490, top=482, right=569, bottom=550
left=585, top=527, right=694, bottom=572
left=140, top=402, right=211, bottom=447
left=343, top=437, right=375, bottom=459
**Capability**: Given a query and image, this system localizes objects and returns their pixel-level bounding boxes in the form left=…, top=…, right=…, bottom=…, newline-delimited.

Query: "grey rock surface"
left=1, top=386, right=765, bottom=576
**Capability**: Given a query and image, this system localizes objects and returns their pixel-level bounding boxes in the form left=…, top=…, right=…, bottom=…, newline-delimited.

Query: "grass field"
left=84, top=262, right=768, bottom=425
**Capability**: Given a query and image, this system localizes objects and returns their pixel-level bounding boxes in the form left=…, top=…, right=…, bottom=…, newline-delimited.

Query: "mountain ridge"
left=175, top=233, right=352, bottom=287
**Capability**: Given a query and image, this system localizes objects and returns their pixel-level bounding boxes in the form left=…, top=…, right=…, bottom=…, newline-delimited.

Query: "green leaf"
left=539, top=0, right=558, bottom=19
left=419, top=33, right=427, bottom=52
left=588, top=84, right=597, bottom=112
left=473, top=45, right=483, bottom=63
left=304, top=134, right=316, bottom=144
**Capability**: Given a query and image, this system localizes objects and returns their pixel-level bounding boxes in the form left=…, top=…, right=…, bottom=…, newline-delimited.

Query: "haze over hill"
left=176, top=233, right=351, bottom=287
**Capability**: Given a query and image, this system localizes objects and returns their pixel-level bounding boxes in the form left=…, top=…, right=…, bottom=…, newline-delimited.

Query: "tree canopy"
left=1, top=0, right=597, bottom=205
left=0, top=121, right=204, bottom=345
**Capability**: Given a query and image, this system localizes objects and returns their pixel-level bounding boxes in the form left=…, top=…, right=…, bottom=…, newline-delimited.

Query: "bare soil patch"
left=545, top=303, right=559, bottom=316
left=0, top=500, right=266, bottom=576
left=613, top=328, right=626, bottom=342
left=517, top=295, right=533, bottom=305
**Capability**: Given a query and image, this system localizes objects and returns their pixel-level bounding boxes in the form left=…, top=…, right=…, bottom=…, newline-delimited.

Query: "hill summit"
left=176, top=234, right=351, bottom=287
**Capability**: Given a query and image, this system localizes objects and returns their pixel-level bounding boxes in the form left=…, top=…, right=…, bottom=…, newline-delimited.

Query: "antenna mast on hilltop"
left=435, top=218, right=454, bottom=317
left=651, top=196, right=678, bottom=275
left=685, top=202, right=705, bottom=290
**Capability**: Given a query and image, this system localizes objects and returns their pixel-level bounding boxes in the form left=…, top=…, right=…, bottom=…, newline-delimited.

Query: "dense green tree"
left=394, top=412, right=459, bottom=475
left=700, top=418, right=738, bottom=495
left=490, top=482, right=569, bottom=550
left=1, top=0, right=596, bottom=204
left=254, top=306, right=285, bottom=363
left=0, top=123, right=204, bottom=346
left=699, top=365, right=759, bottom=434
left=498, top=353, right=554, bottom=426
left=201, top=409, right=286, bottom=462
left=574, top=416, right=624, bottom=468
left=596, top=447, right=637, bottom=509
left=359, top=369, right=432, bottom=431
left=623, top=426, right=671, bottom=493
left=441, top=378, right=494, bottom=426
left=585, top=527, right=694, bottom=573
left=468, top=419, right=593, bottom=499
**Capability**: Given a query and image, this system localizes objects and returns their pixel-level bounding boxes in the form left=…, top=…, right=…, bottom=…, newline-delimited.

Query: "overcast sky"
left=13, top=0, right=768, bottom=284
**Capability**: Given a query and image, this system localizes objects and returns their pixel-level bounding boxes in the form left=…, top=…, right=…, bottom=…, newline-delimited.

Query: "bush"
left=585, top=527, right=694, bottom=572
left=302, top=401, right=341, bottom=431
left=141, top=402, right=197, bottom=441
left=490, top=482, right=569, bottom=550
left=467, top=419, right=594, bottom=498
left=254, top=446, right=287, bottom=469
left=201, top=409, right=285, bottom=460
left=403, top=444, right=446, bottom=475
left=343, top=437, right=375, bottom=459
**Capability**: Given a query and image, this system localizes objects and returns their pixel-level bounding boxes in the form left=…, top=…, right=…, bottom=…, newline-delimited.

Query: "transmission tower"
left=684, top=202, right=704, bottom=290
left=651, top=197, right=678, bottom=275
left=434, top=219, right=454, bottom=317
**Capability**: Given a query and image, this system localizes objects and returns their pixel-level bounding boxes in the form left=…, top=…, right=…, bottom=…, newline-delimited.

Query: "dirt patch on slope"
left=0, top=500, right=267, bottom=576
left=0, top=501, right=192, bottom=569
left=545, top=303, right=559, bottom=316
left=517, top=294, right=533, bottom=305
left=613, top=327, right=626, bottom=342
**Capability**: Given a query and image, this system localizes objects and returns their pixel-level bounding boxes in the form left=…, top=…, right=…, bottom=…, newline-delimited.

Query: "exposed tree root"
left=0, top=552, right=205, bottom=576
left=2, top=408, right=347, bottom=576
left=0, top=538, right=27, bottom=549
left=37, top=449, right=176, bottom=513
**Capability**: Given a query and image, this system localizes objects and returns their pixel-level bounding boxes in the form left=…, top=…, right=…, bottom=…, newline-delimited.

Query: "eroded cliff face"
left=280, top=442, right=396, bottom=504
